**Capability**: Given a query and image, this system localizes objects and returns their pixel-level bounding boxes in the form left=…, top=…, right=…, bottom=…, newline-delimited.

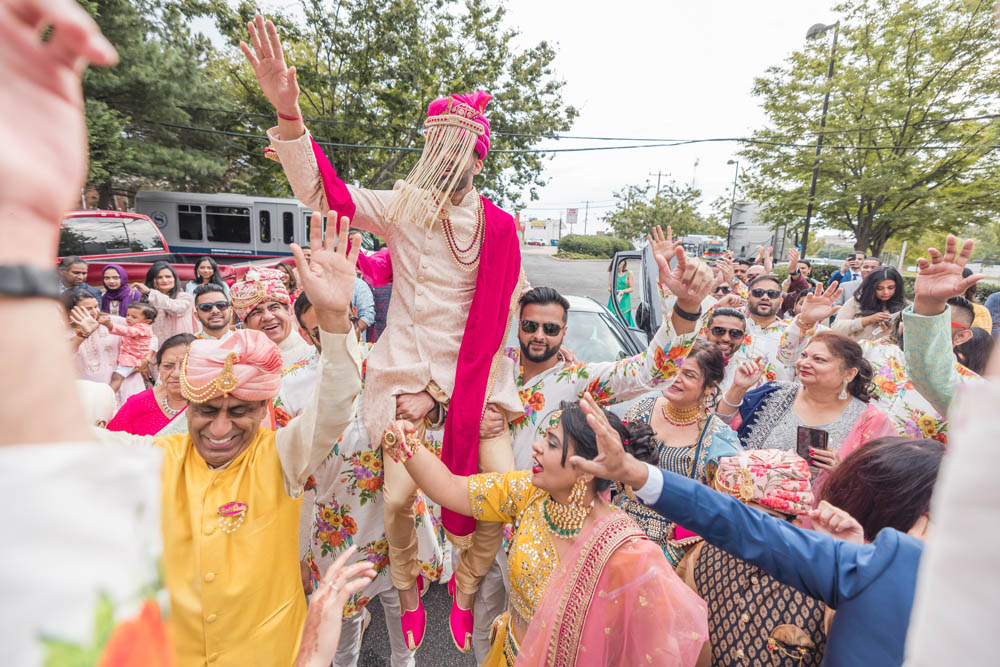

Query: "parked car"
left=506, top=294, right=643, bottom=363
left=58, top=210, right=291, bottom=288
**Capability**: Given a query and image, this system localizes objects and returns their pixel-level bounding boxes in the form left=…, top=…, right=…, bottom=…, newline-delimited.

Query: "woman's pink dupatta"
left=515, top=510, right=708, bottom=667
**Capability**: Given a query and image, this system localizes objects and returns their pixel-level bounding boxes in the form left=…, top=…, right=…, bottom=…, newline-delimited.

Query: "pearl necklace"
left=661, top=401, right=700, bottom=426
left=439, top=199, right=485, bottom=272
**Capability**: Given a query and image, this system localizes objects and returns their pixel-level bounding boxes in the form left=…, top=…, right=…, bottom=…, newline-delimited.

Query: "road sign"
left=566, top=208, right=578, bottom=225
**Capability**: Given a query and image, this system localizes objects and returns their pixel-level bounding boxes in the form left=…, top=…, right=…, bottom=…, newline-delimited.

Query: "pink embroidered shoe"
left=400, top=576, right=426, bottom=651
left=448, top=573, right=474, bottom=653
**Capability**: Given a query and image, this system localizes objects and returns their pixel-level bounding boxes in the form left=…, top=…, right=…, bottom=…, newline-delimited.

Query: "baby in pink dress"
left=97, top=303, right=157, bottom=393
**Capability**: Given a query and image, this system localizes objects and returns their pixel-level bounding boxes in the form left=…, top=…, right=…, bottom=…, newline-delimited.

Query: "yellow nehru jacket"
left=158, top=430, right=304, bottom=665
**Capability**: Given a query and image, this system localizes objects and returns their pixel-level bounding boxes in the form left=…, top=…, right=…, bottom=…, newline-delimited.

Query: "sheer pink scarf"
left=515, top=510, right=708, bottom=666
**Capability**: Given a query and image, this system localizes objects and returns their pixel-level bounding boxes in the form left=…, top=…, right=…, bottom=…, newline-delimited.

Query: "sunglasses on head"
left=521, top=320, right=563, bottom=336
left=710, top=326, right=745, bottom=339
left=751, top=288, right=781, bottom=299
left=197, top=301, right=230, bottom=313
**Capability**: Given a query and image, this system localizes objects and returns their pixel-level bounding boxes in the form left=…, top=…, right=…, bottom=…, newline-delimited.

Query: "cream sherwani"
left=268, top=127, right=522, bottom=594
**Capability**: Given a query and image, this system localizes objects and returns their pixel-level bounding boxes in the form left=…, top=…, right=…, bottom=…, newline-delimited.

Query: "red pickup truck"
left=58, top=210, right=291, bottom=286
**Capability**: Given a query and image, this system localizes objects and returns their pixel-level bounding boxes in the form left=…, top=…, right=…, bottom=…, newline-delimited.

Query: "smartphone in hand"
left=796, top=426, right=829, bottom=463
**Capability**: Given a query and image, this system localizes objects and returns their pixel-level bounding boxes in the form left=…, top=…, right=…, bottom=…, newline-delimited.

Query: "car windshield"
left=506, top=307, right=634, bottom=364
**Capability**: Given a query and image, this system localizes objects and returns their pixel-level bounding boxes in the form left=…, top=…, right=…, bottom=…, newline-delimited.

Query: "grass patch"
left=552, top=251, right=605, bottom=260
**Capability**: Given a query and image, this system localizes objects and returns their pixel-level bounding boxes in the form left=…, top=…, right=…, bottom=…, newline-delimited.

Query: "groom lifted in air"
left=242, top=14, right=526, bottom=653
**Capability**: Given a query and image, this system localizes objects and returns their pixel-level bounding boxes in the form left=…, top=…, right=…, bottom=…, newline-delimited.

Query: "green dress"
left=608, top=270, right=635, bottom=326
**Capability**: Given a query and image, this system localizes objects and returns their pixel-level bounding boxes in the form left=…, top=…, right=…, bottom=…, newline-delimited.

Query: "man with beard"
left=193, top=283, right=234, bottom=341
left=473, top=250, right=715, bottom=658
left=739, top=274, right=797, bottom=386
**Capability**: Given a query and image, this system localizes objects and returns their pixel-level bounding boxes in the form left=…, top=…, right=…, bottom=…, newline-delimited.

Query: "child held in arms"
left=97, top=303, right=157, bottom=392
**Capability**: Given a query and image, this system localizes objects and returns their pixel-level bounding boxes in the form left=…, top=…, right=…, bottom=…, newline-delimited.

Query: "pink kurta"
left=106, top=387, right=186, bottom=436
left=73, top=316, right=153, bottom=407
left=267, top=127, right=523, bottom=442
left=146, top=289, right=196, bottom=344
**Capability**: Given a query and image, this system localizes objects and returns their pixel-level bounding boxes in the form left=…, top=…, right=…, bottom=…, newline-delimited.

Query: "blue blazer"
left=645, top=468, right=923, bottom=666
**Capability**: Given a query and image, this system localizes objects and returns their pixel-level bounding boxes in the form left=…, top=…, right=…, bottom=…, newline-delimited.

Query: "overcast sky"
left=221, top=1, right=841, bottom=233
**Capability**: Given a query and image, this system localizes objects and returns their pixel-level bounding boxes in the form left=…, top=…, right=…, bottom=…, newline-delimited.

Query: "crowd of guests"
left=4, top=3, right=998, bottom=667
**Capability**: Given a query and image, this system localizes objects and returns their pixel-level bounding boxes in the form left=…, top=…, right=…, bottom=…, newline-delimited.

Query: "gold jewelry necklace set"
left=662, top=400, right=701, bottom=427
left=543, top=478, right=594, bottom=539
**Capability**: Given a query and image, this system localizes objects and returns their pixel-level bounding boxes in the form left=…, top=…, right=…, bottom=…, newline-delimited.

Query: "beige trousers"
left=383, top=425, right=513, bottom=594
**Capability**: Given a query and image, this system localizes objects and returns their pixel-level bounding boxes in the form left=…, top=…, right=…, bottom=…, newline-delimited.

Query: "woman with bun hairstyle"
left=381, top=398, right=708, bottom=666
left=718, top=331, right=895, bottom=491
left=615, top=342, right=741, bottom=566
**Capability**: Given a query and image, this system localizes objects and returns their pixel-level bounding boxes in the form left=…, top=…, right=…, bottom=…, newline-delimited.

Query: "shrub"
left=557, top=234, right=633, bottom=258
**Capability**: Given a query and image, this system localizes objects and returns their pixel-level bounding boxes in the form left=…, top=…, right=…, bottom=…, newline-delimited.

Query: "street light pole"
left=726, top=159, right=739, bottom=251
left=801, top=20, right=840, bottom=257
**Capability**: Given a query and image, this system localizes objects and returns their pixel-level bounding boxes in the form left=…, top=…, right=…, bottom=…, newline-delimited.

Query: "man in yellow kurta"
left=104, top=215, right=362, bottom=666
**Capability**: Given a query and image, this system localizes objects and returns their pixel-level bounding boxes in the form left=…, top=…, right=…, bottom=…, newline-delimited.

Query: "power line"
left=141, top=118, right=1000, bottom=153
left=179, top=105, right=1000, bottom=143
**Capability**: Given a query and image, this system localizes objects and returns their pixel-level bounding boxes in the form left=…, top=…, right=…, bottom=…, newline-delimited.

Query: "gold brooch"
left=180, top=351, right=241, bottom=403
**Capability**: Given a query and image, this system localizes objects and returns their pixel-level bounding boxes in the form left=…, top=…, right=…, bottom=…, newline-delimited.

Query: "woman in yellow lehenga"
left=382, top=394, right=708, bottom=666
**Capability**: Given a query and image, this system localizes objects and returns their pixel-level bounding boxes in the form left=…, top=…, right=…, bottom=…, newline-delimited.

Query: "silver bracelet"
left=721, top=395, right=743, bottom=409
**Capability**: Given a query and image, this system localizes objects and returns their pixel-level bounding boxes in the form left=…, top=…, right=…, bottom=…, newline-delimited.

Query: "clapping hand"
left=796, top=282, right=843, bottom=328
left=240, top=14, right=301, bottom=117
left=291, top=211, right=359, bottom=334
left=716, top=257, right=736, bottom=287
left=69, top=305, right=99, bottom=335
left=656, top=246, right=715, bottom=312
left=808, top=500, right=864, bottom=545
left=293, top=545, right=376, bottom=667
left=787, top=247, right=800, bottom=272
left=731, top=357, right=766, bottom=391
left=912, top=235, right=984, bottom=316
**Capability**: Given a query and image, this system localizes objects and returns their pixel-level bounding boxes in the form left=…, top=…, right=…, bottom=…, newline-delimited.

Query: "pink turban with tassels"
left=425, top=91, right=492, bottom=159
left=180, top=329, right=283, bottom=403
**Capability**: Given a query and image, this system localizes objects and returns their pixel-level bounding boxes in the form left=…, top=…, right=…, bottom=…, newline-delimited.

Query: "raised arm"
left=242, top=14, right=392, bottom=236
left=0, top=0, right=118, bottom=445
left=903, top=236, right=985, bottom=416
left=580, top=237, right=715, bottom=402
left=775, top=282, right=841, bottom=366
left=275, top=212, right=362, bottom=494
left=144, top=288, right=194, bottom=316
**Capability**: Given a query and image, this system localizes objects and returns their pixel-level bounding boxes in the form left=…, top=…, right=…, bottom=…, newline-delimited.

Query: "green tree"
left=602, top=180, right=723, bottom=243
left=204, top=0, right=577, bottom=207
left=741, top=0, right=1000, bottom=256
left=82, top=0, right=232, bottom=208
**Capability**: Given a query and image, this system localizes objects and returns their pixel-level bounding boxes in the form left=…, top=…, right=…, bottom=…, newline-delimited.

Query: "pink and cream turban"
left=230, top=267, right=291, bottom=321
left=179, top=329, right=282, bottom=403
left=714, top=449, right=814, bottom=516
left=425, top=91, right=492, bottom=159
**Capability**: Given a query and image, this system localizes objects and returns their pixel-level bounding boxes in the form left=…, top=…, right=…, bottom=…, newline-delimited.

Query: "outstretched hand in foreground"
left=569, top=393, right=649, bottom=490
left=294, top=545, right=376, bottom=667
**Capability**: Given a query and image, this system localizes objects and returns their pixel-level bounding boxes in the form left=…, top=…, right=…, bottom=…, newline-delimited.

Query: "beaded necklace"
left=438, top=199, right=485, bottom=271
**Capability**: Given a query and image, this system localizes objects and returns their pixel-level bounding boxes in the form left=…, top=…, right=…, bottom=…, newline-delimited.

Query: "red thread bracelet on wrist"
left=277, top=111, right=301, bottom=121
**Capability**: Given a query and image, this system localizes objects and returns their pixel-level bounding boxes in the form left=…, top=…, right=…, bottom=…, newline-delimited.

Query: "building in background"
left=523, top=217, right=561, bottom=246
left=727, top=201, right=792, bottom=259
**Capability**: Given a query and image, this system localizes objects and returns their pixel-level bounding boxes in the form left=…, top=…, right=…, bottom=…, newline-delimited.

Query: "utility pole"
left=583, top=200, right=589, bottom=235
left=649, top=171, right=665, bottom=229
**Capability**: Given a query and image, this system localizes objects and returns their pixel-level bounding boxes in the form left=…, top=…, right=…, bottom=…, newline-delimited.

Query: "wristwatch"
left=0, top=265, right=63, bottom=300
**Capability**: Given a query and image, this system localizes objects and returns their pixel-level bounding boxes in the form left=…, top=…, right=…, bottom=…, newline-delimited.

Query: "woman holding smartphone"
left=716, top=330, right=894, bottom=491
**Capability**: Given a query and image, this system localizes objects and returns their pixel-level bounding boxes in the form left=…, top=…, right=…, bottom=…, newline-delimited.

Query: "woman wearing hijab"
left=100, top=264, right=141, bottom=316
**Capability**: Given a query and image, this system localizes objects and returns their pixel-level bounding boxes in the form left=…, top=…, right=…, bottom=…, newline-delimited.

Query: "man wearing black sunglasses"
left=193, top=284, right=234, bottom=341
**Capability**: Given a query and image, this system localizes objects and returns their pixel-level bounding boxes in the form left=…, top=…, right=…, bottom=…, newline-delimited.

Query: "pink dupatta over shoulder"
left=310, top=138, right=521, bottom=539
left=515, top=509, right=708, bottom=666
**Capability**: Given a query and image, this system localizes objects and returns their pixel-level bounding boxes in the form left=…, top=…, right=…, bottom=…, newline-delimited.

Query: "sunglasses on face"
left=709, top=326, right=745, bottom=339
left=714, top=285, right=731, bottom=295
left=197, top=301, right=231, bottom=313
left=521, top=320, right=563, bottom=336
left=751, top=288, right=781, bottom=299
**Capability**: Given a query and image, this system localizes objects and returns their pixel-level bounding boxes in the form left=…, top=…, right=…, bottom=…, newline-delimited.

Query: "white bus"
left=134, top=190, right=324, bottom=261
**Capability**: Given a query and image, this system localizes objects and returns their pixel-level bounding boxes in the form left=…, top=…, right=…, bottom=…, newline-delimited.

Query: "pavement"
left=358, top=250, right=610, bottom=666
